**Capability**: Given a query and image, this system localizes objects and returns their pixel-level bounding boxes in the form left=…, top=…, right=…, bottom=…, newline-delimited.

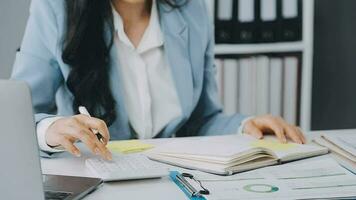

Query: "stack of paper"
left=313, top=132, right=356, bottom=173
left=190, top=156, right=356, bottom=200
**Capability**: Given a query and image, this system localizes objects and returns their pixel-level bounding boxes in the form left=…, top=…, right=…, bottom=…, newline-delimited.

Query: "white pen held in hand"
left=79, top=106, right=105, bottom=144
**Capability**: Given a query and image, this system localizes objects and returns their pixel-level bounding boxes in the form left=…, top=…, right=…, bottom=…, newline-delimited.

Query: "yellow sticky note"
left=107, top=140, right=154, bottom=154
left=251, top=140, right=296, bottom=151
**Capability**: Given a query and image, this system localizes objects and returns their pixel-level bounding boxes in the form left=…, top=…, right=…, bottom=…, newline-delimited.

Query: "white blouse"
left=112, top=0, right=182, bottom=139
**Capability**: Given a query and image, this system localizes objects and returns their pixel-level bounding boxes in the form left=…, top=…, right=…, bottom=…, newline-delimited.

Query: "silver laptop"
left=0, top=80, right=103, bottom=200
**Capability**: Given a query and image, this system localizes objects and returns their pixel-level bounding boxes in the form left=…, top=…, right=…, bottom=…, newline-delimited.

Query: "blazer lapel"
left=158, top=3, right=194, bottom=118
left=108, top=42, right=132, bottom=140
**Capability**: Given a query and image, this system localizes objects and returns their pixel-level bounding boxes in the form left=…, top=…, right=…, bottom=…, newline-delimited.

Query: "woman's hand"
left=45, top=114, right=112, bottom=160
left=243, top=115, right=306, bottom=144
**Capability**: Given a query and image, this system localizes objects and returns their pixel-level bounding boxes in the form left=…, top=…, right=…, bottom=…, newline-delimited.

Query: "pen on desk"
left=78, top=106, right=105, bottom=144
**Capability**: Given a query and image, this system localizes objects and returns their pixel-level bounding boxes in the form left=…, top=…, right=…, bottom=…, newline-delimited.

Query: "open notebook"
left=146, top=135, right=328, bottom=175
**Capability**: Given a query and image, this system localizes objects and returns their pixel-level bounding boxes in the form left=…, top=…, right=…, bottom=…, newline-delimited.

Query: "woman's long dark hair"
left=62, top=0, right=185, bottom=126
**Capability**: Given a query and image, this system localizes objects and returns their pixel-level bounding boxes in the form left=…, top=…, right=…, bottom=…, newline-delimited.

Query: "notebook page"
left=250, top=136, right=328, bottom=161
left=148, top=135, right=259, bottom=159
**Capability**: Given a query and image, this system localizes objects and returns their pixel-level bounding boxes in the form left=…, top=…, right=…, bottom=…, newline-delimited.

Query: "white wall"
left=0, top=0, right=31, bottom=79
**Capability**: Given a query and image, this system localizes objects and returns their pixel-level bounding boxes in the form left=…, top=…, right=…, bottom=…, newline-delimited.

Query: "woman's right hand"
left=45, top=114, right=112, bottom=160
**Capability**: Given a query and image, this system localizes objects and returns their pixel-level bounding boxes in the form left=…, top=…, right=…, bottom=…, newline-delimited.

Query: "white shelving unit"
left=212, top=0, right=314, bottom=131
left=299, top=0, right=314, bottom=132
left=215, top=42, right=305, bottom=55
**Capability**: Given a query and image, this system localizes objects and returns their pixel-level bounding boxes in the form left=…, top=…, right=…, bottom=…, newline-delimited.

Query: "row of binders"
left=215, top=55, right=300, bottom=125
left=214, top=0, right=302, bottom=44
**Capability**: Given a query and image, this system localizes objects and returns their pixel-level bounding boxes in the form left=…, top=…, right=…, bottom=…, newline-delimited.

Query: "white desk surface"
left=40, top=129, right=356, bottom=200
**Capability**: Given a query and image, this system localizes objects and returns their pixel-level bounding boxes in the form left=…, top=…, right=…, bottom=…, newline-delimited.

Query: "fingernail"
left=106, top=152, right=112, bottom=160
left=251, top=133, right=259, bottom=139
left=94, top=148, right=100, bottom=155
left=74, top=150, right=81, bottom=157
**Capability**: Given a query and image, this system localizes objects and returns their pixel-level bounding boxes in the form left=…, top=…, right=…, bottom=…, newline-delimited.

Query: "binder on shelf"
left=235, top=0, right=258, bottom=43
left=283, top=56, right=299, bottom=125
left=214, top=0, right=235, bottom=43
left=217, top=55, right=301, bottom=122
left=280, top=0, right=303, bottom=41
left=223, top=59, right=239, bottom=115
left=258, top=0, right=281, bottom=43
left=269, top=57, right=283, bottom=116
left=239, top=57, right=257, bottom=115
left=213, top=0, right=304, bottom=44
left=256, top=56, right=270, bottom=115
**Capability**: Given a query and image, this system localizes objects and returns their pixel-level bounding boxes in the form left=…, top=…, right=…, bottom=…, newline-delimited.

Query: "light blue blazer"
left=12, top=0, right=247, bottom=140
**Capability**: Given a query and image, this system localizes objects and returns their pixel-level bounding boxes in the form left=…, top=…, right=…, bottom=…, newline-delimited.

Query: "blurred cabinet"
left=0, top=0, right=30, bottom=78
left=312, top=0, right=356, bottom=130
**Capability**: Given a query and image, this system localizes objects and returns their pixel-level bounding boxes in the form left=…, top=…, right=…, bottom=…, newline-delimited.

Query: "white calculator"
left=85, top=154, right=169, bottom=182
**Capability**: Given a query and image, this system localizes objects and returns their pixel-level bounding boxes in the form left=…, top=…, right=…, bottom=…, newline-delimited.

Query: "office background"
left=1, top=0, right=356, bottom=131
left=209, top=0, right=356, bottom=131
left=0, top=0, right=30, bottom=79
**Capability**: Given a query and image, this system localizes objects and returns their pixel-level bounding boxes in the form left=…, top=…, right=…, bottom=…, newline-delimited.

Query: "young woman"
left=12, top=0, right=305, bottom=160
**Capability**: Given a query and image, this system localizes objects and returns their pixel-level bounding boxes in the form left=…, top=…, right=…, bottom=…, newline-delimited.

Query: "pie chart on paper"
left=243, top=184, right=279, bottom=193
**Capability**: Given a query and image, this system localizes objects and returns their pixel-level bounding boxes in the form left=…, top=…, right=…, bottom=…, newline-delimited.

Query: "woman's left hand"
left=243, top=115, right=306, bottom=144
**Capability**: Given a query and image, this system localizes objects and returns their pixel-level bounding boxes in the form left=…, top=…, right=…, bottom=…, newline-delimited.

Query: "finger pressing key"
left=93, top=134, right=112, bottom=160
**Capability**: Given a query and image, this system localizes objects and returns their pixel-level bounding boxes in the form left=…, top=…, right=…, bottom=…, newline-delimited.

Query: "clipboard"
left=169, top=171, right=207, bottom=200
